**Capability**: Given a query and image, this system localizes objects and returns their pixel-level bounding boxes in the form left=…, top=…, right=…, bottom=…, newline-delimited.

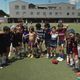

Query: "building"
left=0, top=10, right=9, bottom=17
left=9, top=0, right=80, bottom=23
left=0, top=10, right=9, bottom=23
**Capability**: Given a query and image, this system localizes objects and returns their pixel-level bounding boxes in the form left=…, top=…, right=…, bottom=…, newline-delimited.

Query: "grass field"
left=0, top=23, right=80, bottom=80
left=0, top=58, right=76, bottom=80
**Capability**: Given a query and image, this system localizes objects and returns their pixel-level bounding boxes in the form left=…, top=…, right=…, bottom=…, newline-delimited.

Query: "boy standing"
left=28, top=27, right=37, bottom=58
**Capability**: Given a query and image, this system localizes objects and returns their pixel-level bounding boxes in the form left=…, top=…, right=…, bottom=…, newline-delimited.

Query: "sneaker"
left=41, top=54, right=44, bottom=57
left=46, top=53, right=49, bottom=58
left=69, top=63, right=74, bottom=67
left=30, top=55, right=33, bottom=58
left=27, top=54, right=31, bottom=58
left=50, top=54, right=53, bottom=58
left=0, top=66, right=3, bottom=69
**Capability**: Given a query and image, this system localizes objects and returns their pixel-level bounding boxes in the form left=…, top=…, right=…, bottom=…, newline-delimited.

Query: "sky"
left=0, top=0, right=80, bottom=14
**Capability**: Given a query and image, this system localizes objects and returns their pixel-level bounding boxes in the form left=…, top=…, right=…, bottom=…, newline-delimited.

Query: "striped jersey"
left=36, top=29, right=44, bottom=39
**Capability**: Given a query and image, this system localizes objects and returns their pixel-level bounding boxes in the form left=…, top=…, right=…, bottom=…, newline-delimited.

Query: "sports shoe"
left=46, top=53, right=49, bottom=58
left=0, top=66, right=3, bottom=69
left=30, top=55, right=33, bottom=58
left=27, top=54, right=31, bottom=58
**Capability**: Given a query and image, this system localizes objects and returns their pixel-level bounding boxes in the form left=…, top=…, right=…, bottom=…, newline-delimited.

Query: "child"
left=0, top=31, right=5, bottom=68
left=49, top=26, right=58, bottom=58
left=73, top=33, right=80, bottom=72
left=44, top=23, right=51, bottom=58
left=76, top=33, right=80, bottom=61
left=28, top=27, right=37, bottom=58
left=22, top=27, right=29, bottom=56
left=66, top=33, right=73, bottom=65
left=66, top=29, right=77, bottom=68
left=0, top=26, right=11, bottom=67
left=14, top=23, right=24, bottom=59
left=36, top=23, right=45, bottom=57
left=10, top=25, right=20, bottom=59
left=57, top=23, right=67, bottom=59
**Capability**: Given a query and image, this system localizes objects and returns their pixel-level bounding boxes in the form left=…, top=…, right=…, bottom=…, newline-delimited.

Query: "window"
left=53, top=7, right=56, bottom=9
left=72, top=7, right=75, bottom=9
left=49, top=12, right=52, bottom=15
left=23, top=12, right=26, bottom=15
left=72, top=12, right=75, bottom=15
left=16, top=11, right=20, bottom=15
left=22, top=5, right=26, bottom=10
left=30, top=12, right=33, bottom=15
left=15, top=5, right=19, bottom=10
left=78, top=13, right=80, bottom=16
left=37, top=12, right=40, bottom=15
left=55, top=12, right=58, bottom=15
left=49, top=7, right=52, bottom=10
left=59, top=12, right=62, bottom=15
left=59, top=7, right=61, bottom=10
left=67, top=6, right=70, bottom=9
left=29, top=4, right=36, bottom=9
left=67, top=12, right=70, bottom=15
left=43, top=12, right=46, bottom=15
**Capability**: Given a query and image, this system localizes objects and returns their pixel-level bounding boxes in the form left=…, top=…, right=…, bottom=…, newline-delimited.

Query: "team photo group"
left=0, top=20, right=80, bottom=74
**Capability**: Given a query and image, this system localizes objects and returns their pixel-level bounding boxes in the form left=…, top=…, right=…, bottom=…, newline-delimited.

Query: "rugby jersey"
left=36, top=28, right=45, bottom=39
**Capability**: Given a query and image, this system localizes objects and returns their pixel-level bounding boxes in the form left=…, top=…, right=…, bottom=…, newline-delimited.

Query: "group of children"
left=0, top=20, right=80, bottom=73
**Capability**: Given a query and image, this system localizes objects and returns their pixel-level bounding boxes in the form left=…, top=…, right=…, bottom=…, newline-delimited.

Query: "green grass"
left=0, top=58, right=76, bottom=80
left=0, top=23, right=80, bottom=80
left=0, top=23, right=80, bottom=32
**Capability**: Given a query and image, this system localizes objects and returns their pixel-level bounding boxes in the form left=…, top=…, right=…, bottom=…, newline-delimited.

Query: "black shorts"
left=16, top=33, right=22, bottom=43
left=4, top=33, right=11, bottom=47
left=11, top=33, right=21, bottom=47
left=58, top=40, right=65, bottom=46
left=50, top=40, right=57, bottom=48
left=66, top=47, right=73, bottom=54
left=45, top=40, right=50, bottom=47
left=0, top=34, right=7, bottom=54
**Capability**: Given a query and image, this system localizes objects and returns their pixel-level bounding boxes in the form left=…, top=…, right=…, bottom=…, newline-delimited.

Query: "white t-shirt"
left=51, top=33, right=58, bottom=40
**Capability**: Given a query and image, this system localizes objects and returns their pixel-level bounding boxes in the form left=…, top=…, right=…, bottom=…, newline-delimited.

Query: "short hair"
left=44, top=23, right=50, bottom=28
left=58, top=23, right=63, bottom=28
left=67, top=29, right=75, bottom=34
left=3, top=26, right=10, bottom=32
left=29, top=26, right=34, bottom=32
left=52, top=26, right=56, bottom=29
left=75, top=33, right=79, bottom=37
left=36, top=23, right=41, bottom=30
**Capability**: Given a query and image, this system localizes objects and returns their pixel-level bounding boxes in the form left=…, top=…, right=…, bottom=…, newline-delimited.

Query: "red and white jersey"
left=57, top=28, right=67, bottom=41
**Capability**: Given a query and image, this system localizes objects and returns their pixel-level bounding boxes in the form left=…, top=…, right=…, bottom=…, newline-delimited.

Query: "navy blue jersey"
left=44, top=28, right=51, bottom=40
left=22, top=31, right=29, bottom=43
left=36, top=28, right=45, bottom=39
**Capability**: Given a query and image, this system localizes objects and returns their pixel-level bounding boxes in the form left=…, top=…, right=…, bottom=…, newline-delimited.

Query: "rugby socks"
left=70, top=58, right=74, bottom=66
left=66, top=55, right=70, bottom=64
left=74, top=59, right=79, bottom=69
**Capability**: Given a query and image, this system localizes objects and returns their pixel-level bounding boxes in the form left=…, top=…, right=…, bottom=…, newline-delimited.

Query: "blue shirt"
left=44, top=28, right=51, bottom=40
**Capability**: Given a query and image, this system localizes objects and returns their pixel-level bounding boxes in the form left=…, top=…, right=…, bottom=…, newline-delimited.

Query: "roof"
left=9, top=0, right=75, bottom=6
left=9, top=0, right=28, bottom=4
left=36, top=3, right=75, bottom=6
left=0, top=10, right=9, bottom=17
